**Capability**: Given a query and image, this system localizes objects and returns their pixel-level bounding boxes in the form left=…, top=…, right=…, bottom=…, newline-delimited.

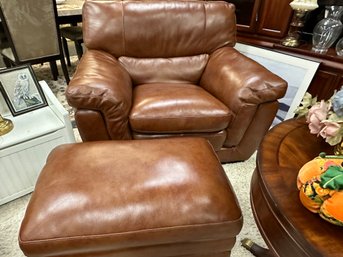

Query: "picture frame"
left=0, top=65, right=47, bottom=116
left=234, top=43, right=320, bottom=126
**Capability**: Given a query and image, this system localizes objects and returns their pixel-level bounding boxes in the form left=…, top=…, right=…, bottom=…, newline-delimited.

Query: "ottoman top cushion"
left=19, top=137, right=242, bottom=255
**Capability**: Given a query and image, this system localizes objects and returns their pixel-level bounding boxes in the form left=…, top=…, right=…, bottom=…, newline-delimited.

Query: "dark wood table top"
left=252, top=118, right=343, bottom=257
left=56, top=0, right=83, bottom=25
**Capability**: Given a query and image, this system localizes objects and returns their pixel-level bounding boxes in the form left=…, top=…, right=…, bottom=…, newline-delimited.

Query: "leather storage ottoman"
left=19, top=138, right=243, bottom=257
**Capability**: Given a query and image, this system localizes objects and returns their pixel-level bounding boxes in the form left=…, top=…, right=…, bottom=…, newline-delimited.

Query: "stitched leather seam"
left=19, top=217, right=243, bottom=244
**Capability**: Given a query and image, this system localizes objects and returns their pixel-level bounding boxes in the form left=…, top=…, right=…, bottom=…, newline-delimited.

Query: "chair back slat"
left=0, top=0, right=60, bottom=62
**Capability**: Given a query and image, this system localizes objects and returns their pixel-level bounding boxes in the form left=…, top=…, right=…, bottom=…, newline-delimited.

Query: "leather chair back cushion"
left=130, top=83, right=232, bottom=133
left=82, top=0, right=236, bottom=57
left=119, top=55, right=209, bottom=85
left=0, top=0, right=60, bottom=61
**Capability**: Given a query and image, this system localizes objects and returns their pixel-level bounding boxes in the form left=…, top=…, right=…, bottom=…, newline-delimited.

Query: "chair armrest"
left=200, top=47, right=287, bottom=150
left=200, top=47, right=287, bottom=113
left=66, top=50, right=133, bottom=139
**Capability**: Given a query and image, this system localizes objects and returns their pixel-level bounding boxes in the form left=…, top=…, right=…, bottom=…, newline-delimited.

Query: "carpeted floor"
left=33, top=57, right=77, bottom=123
left=0, top=58, right=266, bottom=257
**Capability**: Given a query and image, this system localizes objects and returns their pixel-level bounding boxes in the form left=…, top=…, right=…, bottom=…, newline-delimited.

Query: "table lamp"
left=281, top=0, right=319, bottom=47
left=0, top=114, right=13, bottom=136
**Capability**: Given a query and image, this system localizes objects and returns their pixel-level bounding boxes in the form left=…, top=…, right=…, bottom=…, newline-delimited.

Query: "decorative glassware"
left=312, top=6, right=343, bottom=54
left=281, top=0, right=319, bottom=48
left=336, top=37, right=343, bottom=56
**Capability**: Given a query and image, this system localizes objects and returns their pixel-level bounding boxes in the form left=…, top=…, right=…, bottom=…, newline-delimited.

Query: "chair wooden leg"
left=49, top=61, right=58, bottom=81
left=2, top=56, right=12, bottom=68
left=75, top=41, right=83, bottom=60
left=241, top=238, right=274, bottom=257
left=62, top=37, right=71, bottom=66
left=60, top=55, right=70, bottom=84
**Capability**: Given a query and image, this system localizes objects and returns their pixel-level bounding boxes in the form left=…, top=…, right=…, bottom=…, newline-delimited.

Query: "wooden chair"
left=60, top=25, right=83, bottom=66
left=0, top=0, right=70, bottom=83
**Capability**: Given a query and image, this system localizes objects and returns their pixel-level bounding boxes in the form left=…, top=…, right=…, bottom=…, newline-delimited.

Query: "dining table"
left=56, top=0, right=84, bottom=25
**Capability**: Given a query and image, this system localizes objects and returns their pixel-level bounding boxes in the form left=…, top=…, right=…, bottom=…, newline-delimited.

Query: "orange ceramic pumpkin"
left=297, top=152, right=343, bottom=226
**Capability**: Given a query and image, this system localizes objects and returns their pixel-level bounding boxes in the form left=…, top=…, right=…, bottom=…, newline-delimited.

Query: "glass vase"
left=312, top=6, right=343, bottom=54
left=336, top=37, right=343, bottom=56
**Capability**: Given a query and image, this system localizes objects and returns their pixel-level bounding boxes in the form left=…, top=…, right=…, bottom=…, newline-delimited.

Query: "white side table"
left=0, top=81, right=75, bottom=205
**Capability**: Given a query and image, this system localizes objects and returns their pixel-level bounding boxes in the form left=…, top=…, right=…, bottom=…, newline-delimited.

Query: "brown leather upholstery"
left=19, top=138, right=243, bottom=257
left=66, top=0, right=287, bottom=162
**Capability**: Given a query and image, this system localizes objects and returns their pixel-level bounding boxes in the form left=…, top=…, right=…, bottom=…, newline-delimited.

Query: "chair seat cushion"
left=60, top=25, right=83, bottom=41
left=130, top=83, right=232, bottom=133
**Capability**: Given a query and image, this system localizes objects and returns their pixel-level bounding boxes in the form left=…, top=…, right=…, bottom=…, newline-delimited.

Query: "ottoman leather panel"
left=19, top=138, right=242, bottom=256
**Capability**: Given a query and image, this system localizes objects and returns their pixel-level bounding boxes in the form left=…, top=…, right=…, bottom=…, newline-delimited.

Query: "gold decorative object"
left=334, top=141, right=343, bottom=155
left=0, top=114, right=13, bottom=136
left=281, top=0, right=319, bottom=47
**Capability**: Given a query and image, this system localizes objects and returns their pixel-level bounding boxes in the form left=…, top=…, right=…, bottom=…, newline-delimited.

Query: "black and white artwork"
left=0, top=65, right=47, bottom=116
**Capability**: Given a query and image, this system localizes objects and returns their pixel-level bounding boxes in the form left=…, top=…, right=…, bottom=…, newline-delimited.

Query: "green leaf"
left=311, top=96, right=318, bottom=105
left=294, top=106, right=309, bottom=117
left=327, top=112, right=343, bottom=122
left=326, top=134, right=343, bottom=146
left=320, top=166, right=343, bottom=190
left=301, top=92, right=314, bottom=107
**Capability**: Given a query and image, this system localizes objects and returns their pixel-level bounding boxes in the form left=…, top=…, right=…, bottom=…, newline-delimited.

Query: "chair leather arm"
left=200, top=47, right=287, bottom=114
left=200, top=47, right=287, bottom=149
left=66, top=50, right=133, bottom=140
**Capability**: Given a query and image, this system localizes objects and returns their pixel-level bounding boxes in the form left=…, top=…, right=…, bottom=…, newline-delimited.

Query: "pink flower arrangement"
left=295, top=90, right=343, bottom=146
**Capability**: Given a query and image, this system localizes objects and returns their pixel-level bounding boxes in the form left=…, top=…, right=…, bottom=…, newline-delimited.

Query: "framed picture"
left=0, top=65, right=47, bottom=116
left=234, top=43, right=320, bottom=127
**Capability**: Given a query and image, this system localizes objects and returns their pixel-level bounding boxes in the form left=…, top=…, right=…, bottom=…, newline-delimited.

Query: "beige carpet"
left=0, top=58, right=266, bottom=257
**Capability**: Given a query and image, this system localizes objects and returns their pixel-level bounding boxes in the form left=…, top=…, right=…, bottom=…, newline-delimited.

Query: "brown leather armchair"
left=66, top=0, right=287, bottom=162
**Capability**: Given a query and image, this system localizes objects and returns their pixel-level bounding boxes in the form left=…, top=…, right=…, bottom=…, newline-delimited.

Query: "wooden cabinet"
left=255, top=0, right=292, bottom=38
left=309, top=69, right=341, bottom=99
left=233, top=0, right=293, bottom=40
left=230, top=0, right=260, bottom=32
left=271, top=44, right=343, bottom=100
left=234, top=0, right=343, bottom=100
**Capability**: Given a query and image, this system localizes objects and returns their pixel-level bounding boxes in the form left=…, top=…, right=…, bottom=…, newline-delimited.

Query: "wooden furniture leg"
left=62, top=37, right=71, bottom=66
left=74, top=40, right=83, bottom=60
left=60, top=55, right=70, bottom=84
left=49, top=61, right=58, bottom=80
left=241, top=238, right=274, bottom=257
left=2, top=56, right=12, bottom=67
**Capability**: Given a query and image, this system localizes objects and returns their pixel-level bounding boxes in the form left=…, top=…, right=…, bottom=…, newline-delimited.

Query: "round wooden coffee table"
left=249, top=118, right=342, bottom=257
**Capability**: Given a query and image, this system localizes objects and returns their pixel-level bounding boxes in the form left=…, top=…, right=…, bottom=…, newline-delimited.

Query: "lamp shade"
left=318, top=0, right=343, bottom=5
